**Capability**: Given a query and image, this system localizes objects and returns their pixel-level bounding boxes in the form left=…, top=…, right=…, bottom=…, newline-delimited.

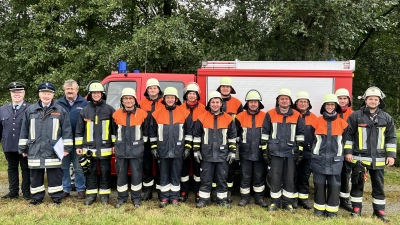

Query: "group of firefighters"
left=0, top=77, right=396, bottom=223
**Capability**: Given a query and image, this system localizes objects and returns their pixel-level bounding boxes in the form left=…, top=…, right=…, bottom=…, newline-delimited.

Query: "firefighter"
left=194, top=91, right=237, bottom=209
left=113, top=88, right=149, bottom=208
left=19, top=82, right=73, bottom=205
left=292, top=91, right=317, bottom=210
left=344, top=87, right=396, bottom=223
left=75, top=82, right=116, bottom=205
left=216, top=77, right=243, bottom=203
left=180, top=82, right=206, bottom=203
left=335, top=88, right=354, bottom=212
left=139, top=78, right=164, bottom=201
left=311, top=94, right=348, bottom=218
left=0, top=82, right=31, bottom=200
left=262, top=88, right=305, bottom=214
left=235, top=90, right=268, bottom=207
left=149, top=87, right=193, bottom=208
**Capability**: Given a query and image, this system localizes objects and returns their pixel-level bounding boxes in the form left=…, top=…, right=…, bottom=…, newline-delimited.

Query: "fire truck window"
left=105, top=81, right=137, bottom=109
left=159, top=81, right=185, bottom=101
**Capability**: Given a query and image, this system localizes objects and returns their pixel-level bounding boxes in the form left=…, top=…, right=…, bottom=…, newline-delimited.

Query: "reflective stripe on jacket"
left=193, top=111, right=237, bottom=162
left=236, top=110, right=266, bottom=161
left=300, top=110, right=318, bottom=159
left=75, top=101, right=116, bottom=159
left=344, top=107, right=397, bottom=169
left=18, top=100, right=73, bottom=169
left=262, top=107, right=305, bottom=157
left=310, top=115, right=348, bottom=175
left=112, top=107, right=148, bottom=158
left=149, top=105, right=192, bottom=158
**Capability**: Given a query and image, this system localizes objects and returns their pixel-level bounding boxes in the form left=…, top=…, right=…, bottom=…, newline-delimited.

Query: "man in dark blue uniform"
left=0, top=82, right=31, bottom=200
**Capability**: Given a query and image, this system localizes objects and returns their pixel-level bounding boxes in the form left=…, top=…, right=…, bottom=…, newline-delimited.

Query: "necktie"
left=13, top=105, right=18, bottom=116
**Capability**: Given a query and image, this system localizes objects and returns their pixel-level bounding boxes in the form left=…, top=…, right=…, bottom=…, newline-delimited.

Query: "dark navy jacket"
left=0, top=102, right=31, bottom=152
left=57, top=94, right=89, bottom=138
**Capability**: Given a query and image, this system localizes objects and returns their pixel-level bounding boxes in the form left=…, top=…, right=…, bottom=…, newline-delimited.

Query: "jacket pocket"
left=267, top=139, right=280, bottom=155
left=311, top=154, right=324, bottom=173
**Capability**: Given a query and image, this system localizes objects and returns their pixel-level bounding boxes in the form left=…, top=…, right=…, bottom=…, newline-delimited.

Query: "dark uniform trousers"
left=240, top=159, right=265, bottom=198
left=181, top=156, right=201, bottom=194
left=340, top=161, right=352, bottom=200
left=295, top=158, right=312, bottom=199
left=142, top=141, right=156, bottom=189
left=199, top=161, right=229, bottom=203
left=313, top=172, right=340, bottom=213
left=116, top=158, right=143, bottom=203
left=160, top=158, right=183, bottom=201
left=351, top=168, right=385, bottom=210
left=30, top=168, right=63, bottom=201
left=4, top=152, right=30, bottom=193
left=86, top=158, right=111, bottom=197
left=269, top=156, right=296, bottom=206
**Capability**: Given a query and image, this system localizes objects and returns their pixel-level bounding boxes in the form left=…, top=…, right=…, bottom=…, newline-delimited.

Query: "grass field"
left=1, top=148, right=400, bottom=224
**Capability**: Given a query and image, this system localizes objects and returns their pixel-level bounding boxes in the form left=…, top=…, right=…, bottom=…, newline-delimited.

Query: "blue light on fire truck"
left=118, top=61, right=127, bottom=73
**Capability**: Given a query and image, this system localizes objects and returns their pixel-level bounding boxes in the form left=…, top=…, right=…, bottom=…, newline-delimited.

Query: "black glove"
left=193, top=150, right=202, bottom=163
left=296, top=151, right=303, bottom=165
left=263, top=150, right=271, bottom=164
left=183, top=148, right=191, bottom=160
left=351, top=160, right=366, bottom=185
left=151, top=149, right=159, bottom=159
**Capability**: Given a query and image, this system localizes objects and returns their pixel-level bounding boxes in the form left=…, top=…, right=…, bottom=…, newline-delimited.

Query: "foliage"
left=0, top=0, right=399, bottom=113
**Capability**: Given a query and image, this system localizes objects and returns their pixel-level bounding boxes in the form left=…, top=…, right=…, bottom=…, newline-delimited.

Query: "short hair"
left=63, top=79, right=79, bottom=90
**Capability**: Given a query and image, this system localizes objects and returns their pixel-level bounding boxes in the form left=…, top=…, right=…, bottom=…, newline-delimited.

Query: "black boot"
left=179, top=192, right=188, bottom=202
left=100, top=196, right=109, bottom=205
left=314, top=209, right=325, bottom=217
left=159, top=199, right=169, bottom=208
left=227, top=190, right=233, bottom=203
left=2, top=191, right=19, bottom=199
left=254, top=198, right=268, bottom=208
left=373, top=210, right=390, bottom=223
left=84, top=195, right=97, bottom=205
left=282, top=204, right=296, bottom=214
left=350, top=207, right=362, bottom=217
left=237, top=195, right=250, bottom=207
left=292, top=198, right=298, bottom=209
left=218, top=201, right=232, bottom=209
left=340, top=198, right=353, bottom=212
left=142, top=188, right=153, bottom=201
left=298, top=199, right=312, bottom=210
left=196, top=200, right=208, bottom=208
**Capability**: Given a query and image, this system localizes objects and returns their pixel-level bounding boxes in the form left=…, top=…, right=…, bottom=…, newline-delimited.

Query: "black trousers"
left=86, top=158, right=111, bottom=197
left=313, top=172, right=341, bottom=214
left=116, top=158, right=143, bottom=202
left=268, top=156, right=296, bottom=206
left=4, top=152, right=30, bottom=193
left=30, top=168, right=63, bottom=201
left=351, top=168, right=386, bottom=210
left=239, top=159, right=265, bottom=199
left=142, top=141, right=154, bottom=188
left=199, top=161, right=229, bottom=203
left=295, top=158, right=312, bottom=200
left=340, top=161, right=352, bottom=200
left=181, top=156, right=201, bottom=194
left=159, top=158, right=183, bottom=201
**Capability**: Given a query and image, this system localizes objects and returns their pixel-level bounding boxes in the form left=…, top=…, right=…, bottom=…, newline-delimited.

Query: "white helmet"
left=162, top=87, right=181, bottom=105
left=183, top=82, right=200, bottom=101
left=243, top=89, right=264, bottom=110
left=87, top=82, right=106, bottom=101
left=275, top=88, right=293, bottom=107
left=217, top=77, right=236, bottom=94
left=335, top=88, right=351, bottom=106
left=360, top=86, right=386, bottom=109
left=144, top=78, right=162, bottom=97
left=320, top=93, right=342, bottom=115
left=120, top=88, right=138, bottom=107
left=205, top=91, right=223, bottom=111
left=294, top=91, right=312, bottom=110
